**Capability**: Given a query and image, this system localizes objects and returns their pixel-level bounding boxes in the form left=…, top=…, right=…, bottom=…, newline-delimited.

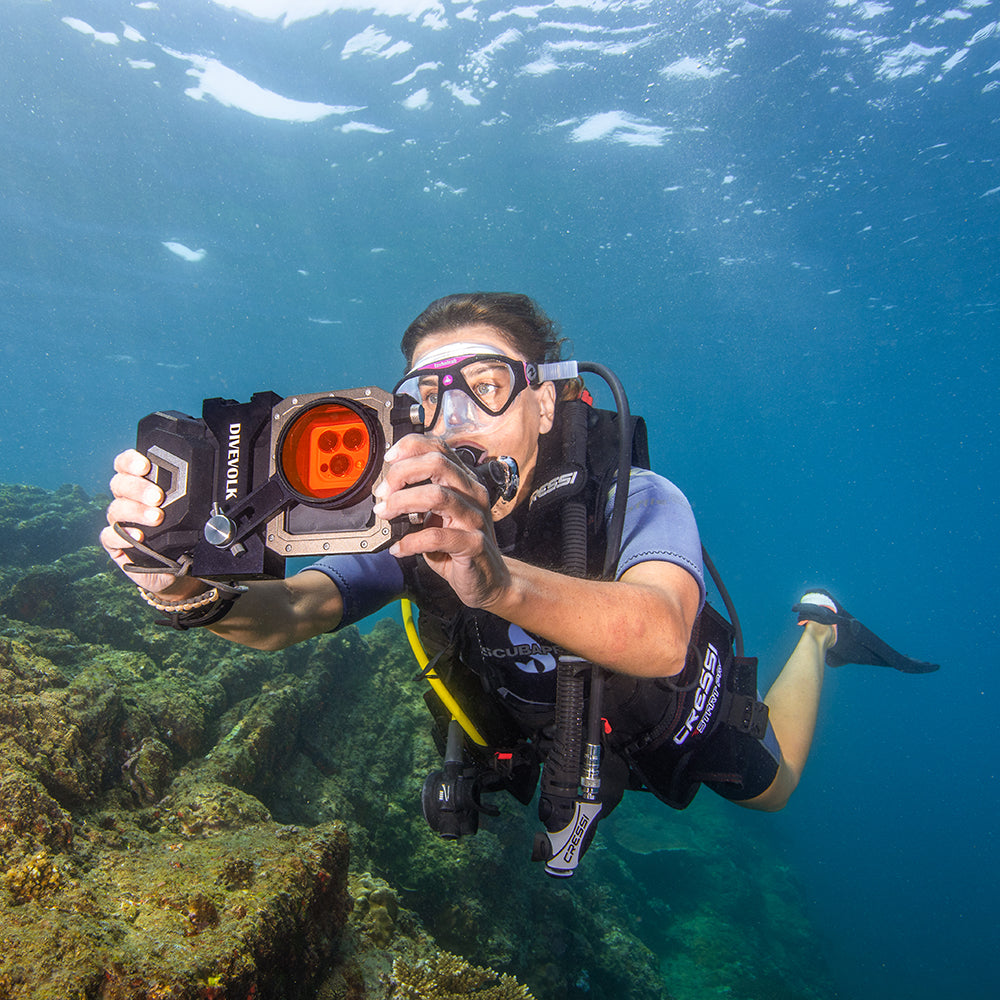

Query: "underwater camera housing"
left=132, top=388, right=424, bottom=580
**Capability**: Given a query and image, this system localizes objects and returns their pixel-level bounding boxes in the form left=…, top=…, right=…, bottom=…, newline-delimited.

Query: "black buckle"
left=728, top=694, right=770, bottom=739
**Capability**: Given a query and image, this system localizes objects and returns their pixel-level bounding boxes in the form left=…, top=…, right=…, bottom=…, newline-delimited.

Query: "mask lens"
left=278, top=400, right=374, bottom=503
left=459, top=359, right=516, bottom=414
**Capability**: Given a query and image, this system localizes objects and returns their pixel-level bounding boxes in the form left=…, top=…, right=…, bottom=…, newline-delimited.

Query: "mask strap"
left=407, top=342, right=508, bottom=374
left=537, top=360, right=579, bottom=382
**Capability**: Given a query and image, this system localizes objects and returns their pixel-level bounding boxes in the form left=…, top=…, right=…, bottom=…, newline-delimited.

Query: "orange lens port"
left=279, top=401, right=373, bottom=502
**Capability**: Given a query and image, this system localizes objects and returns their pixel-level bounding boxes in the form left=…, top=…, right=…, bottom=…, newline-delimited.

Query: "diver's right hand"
left=100, top=449, right=205, bottom=599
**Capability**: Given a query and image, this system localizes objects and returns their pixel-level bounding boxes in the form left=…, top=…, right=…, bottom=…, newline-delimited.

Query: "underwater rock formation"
left=387, top=950, right=535, bottom=999
left=0, top=484, right=835, bottom=999
left=2, top=821, right=350, bottom=999
left=0, top=484, right=106, bottom=568
left=0, top=623, right=352, bottom=999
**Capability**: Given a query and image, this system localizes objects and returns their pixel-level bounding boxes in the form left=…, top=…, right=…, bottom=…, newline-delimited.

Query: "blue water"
left=2, top=2, right=997, bottom=996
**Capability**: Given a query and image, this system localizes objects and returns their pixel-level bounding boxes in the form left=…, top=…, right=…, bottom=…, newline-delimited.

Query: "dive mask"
left=393, top=344, right=541, bottom=438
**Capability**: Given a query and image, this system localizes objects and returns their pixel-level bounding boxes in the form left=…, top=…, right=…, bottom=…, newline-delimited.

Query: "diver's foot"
left=791, top=589, right=940, bottom=673
left=793, top=590, right=839, bottom=652
left=795, top=590, right=839, bottom=624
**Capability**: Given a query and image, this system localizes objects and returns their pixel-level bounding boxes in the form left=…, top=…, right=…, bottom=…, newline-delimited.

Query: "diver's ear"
left=537, top=380, right=556, bottom=434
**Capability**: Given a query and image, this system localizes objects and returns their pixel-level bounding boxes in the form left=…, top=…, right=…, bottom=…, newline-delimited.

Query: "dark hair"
left=401, top=292, right=566, bottom=368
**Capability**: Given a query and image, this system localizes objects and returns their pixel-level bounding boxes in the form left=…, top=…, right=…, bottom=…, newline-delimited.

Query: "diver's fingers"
left=99, top=524, right=179, bottom=594
left=100, top=523, right=140, bottom=555
left=113, top=449, right=151, bottom=477
left=106, top=496, right=165, bottom=531
left=109, top=470, right=164, bottom=507
left=380, top=436, right=476, bottom=493
left=389, top=523, right=487, bottom=562
left=375, top=481, right=487, bottom=531
left=376, top=448, right=487, bottom=509
left=384, top=433, right=447, bottom=462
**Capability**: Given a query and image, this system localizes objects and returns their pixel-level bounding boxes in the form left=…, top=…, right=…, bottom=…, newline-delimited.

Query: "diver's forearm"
left=484, top=559, right=697, bottom=678
left=207, top=573, right=344, bottom=651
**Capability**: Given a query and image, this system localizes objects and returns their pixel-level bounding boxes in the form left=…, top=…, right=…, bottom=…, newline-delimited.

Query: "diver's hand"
left=100, top=449, right=206, bottom=599
left=373, top=435, right=511, bottom=610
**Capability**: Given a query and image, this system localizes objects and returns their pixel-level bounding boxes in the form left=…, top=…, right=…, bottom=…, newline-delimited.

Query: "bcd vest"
left=403, top=404, right=768, bottom=809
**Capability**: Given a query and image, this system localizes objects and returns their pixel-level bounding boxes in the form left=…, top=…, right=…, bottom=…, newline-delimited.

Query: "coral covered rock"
left=1, top=822, right=350, bottom=1000
left=0, top=483, right=106, bottom=567
left=388, top=950, right=535, bottom=1000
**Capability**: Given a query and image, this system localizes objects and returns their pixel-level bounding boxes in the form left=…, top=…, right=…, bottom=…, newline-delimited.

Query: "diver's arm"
left=205, top=571, right=344, bottom=651
left=375, top=440, right=700, bottom=677
left=391, top=526, right=697, bottom=676
left=479, top=557, right=698, bottom=678
left=116, top=572, right=344, bottom=651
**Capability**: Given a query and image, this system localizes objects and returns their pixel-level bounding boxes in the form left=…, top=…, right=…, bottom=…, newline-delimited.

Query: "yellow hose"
left=400, top=598, right=487, bottom=747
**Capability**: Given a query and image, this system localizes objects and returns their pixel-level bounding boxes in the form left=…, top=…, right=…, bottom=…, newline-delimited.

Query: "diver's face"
left=409, top=324, right=555, bottom=515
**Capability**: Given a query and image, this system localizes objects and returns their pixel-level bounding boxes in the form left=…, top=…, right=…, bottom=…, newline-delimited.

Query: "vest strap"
left=724, top=693, right=770, bottom=739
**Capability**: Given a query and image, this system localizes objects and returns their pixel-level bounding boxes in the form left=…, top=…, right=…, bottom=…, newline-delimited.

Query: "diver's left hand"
left=372, top=434, right=511, bottom=610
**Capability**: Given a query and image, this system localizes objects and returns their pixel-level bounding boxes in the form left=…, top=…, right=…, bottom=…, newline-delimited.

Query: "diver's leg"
left=737, top=620, right=836, bottom=812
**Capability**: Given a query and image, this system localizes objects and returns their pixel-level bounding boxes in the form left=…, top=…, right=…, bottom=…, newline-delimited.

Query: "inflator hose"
left=541, top=662, right=587, bottom=816
left=539, top=399, right=592, bottom=823
left=538, top=365, right=636, bottom=859
left=578, top=362, right=633, bottom=582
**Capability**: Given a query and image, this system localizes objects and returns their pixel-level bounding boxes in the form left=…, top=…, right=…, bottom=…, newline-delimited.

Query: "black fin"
left=792, top=598, right=940, bottom=673
left=826, top=616, right=939, bottom=673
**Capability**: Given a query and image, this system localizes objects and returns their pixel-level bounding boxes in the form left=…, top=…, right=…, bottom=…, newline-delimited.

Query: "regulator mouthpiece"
left=453, top=446, right=520, bottom=506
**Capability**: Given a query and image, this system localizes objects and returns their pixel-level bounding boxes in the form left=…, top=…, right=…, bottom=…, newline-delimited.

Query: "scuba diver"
left=101, top=292, right=937, bottom=874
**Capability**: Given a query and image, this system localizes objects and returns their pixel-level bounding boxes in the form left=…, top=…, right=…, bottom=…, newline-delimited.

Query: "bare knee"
left=739, top=789, right=790, bottom=812
left=736, top=761, right=798, bottom=812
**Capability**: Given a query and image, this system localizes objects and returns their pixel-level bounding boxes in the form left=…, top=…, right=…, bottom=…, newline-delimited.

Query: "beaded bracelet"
left=137, top=584, right=245, bottom=631
left=138, top=587, right=221, bottom=613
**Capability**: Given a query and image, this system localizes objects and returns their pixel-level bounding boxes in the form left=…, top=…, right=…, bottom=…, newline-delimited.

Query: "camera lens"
left=317, top=430, right=339, bottom=452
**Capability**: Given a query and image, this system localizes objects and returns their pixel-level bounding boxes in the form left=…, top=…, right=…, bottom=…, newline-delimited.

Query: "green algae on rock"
left=1, top=823, right=351, bottom=1000
left=0, top=483, right=107, bottom=567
